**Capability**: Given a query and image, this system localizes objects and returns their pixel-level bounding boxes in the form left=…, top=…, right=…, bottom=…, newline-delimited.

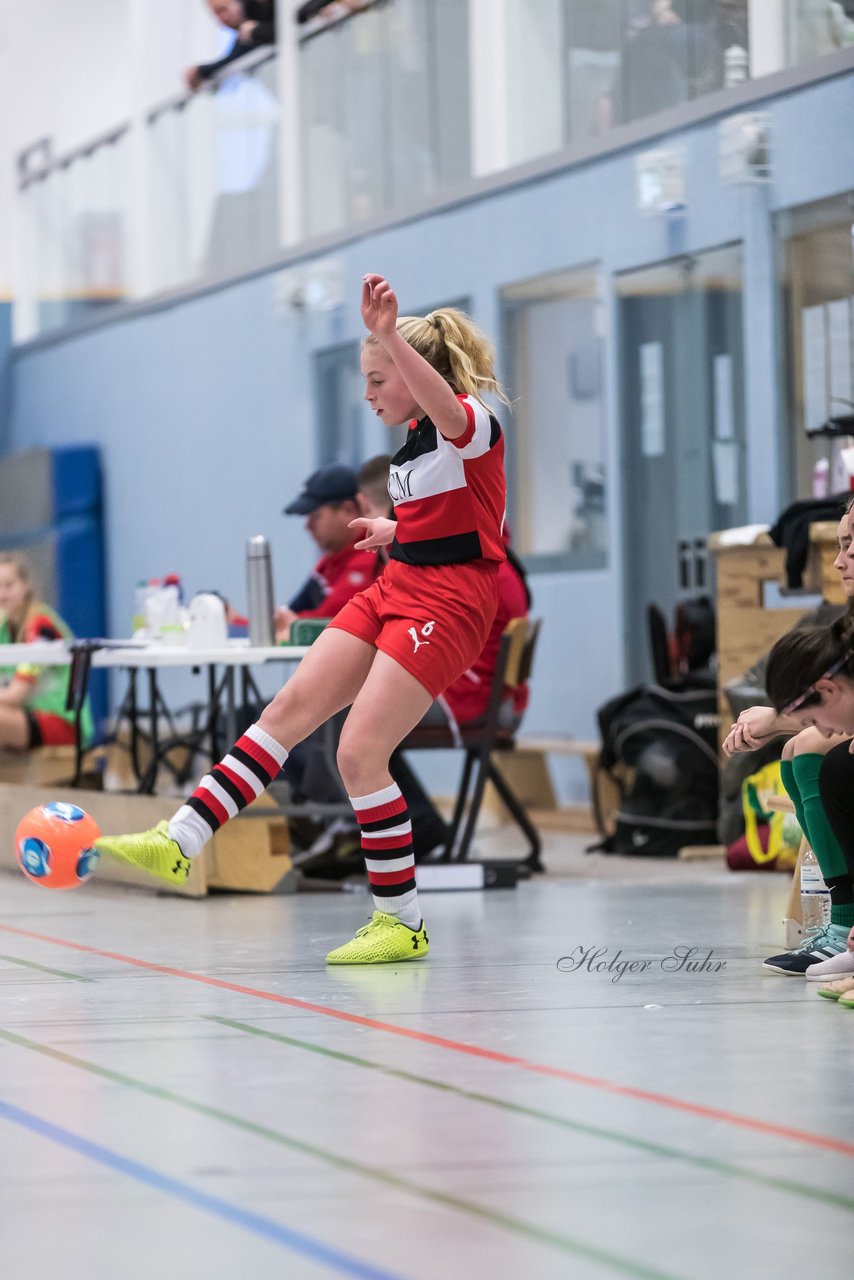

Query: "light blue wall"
left=0, top=303, right=11, bottom=455
left=7, top=70, right=854, bottom=802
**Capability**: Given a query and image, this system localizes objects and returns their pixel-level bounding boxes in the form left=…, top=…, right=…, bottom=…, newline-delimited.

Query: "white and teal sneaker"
left=763, top=924, right=850, bottom=976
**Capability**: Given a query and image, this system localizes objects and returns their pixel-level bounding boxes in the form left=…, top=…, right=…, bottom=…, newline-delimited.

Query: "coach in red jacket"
left=274, top=464, right=380, bottom=642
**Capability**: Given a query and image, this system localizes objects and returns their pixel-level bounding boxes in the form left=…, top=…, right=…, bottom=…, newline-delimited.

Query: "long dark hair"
left=765, top=616, right=854, bottom=713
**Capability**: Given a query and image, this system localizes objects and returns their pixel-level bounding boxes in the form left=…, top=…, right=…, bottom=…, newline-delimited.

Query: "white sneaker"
left=805, top=948, right=854, bottom=980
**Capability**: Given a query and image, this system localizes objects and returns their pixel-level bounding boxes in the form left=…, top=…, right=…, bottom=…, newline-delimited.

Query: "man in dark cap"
left=275, top=464, right=380, bottom=642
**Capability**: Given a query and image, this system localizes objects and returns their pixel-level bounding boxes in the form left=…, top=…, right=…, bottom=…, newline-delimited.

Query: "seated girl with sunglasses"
left=722, top=507, right=854, bottom=977
left=760, top=616, right=854, bottom=984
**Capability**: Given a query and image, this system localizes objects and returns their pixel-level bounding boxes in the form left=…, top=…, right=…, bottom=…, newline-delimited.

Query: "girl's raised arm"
left=362, top=275, right=469, bottom=439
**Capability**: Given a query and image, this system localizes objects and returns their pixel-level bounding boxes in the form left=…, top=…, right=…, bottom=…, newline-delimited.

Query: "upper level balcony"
left=12, top=0, right=854, bottom=341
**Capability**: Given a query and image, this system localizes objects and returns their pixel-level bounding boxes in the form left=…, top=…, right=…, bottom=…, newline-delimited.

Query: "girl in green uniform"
left=0, top=552, right=93, bottom=750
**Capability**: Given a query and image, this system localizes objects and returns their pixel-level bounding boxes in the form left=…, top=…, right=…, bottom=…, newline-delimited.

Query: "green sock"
left=792, top=754, right=854, bottom=929
left=779, top=759, right=807, bottom=837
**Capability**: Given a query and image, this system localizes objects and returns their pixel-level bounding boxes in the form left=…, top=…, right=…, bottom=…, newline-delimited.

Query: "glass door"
left=617, top=244, right=747, bottom=683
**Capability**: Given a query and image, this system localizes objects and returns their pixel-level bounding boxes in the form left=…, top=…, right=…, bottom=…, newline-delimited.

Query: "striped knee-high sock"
left=351, top=782, right=421, bottom=927
left=168, top=724, right=288, bottom=858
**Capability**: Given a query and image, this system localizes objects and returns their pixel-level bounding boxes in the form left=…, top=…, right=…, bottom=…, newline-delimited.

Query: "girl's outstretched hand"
left=348, top=516, right=397, bottom=550
left=361, top=274, right=399, bottom=342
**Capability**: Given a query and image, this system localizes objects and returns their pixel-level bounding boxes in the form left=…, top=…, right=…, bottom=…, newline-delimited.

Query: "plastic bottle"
left=132, top=579, right=148, bottom=634
left=143, top=576, right=184, bottom=642
left=246, top=535, right=275, bottom=646
left=158, top=579, right=183, bottom=642
left=812, top=457, right=830, bottom=498
left=163, top=572, right=184, bottom=605
left=141, top=578, right=162, bottom=636
left=800, top=846, right=831, bottom=931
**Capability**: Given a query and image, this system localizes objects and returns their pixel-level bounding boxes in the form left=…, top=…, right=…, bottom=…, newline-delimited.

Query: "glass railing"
left=20, top=126, right=131, bottom=334
left=786, top=0, right=854, bottom=65
left=299, top=0, right=471, bottom=238
left=146, top=52, right=280, bottom=295
left=501, top=1, right=752, bottom=166
left=18, top=48, right=280, bottom=337
left=13, top=0, right=852, bottom=340
left=501, top=0, right=853, bottom=168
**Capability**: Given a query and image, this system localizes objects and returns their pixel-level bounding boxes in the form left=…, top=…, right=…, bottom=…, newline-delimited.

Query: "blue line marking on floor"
left=0, top=1098, right=408, bottom=1280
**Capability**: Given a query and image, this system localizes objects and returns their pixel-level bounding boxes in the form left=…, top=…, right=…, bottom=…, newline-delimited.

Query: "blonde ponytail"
left=365, top=308, right=509, bottom=409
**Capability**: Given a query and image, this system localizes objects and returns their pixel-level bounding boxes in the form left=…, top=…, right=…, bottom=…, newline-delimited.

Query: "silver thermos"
left=246, top=535, right=275, bottom=646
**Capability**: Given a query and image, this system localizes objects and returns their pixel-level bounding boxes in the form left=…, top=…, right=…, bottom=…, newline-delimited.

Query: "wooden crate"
left=710, top=538, right=794, bottom=693
left=711, top=523, right=845, bottom=698
left=806, top=520, right=847, bottom=607
left=0, top=782, right=293, bottom=897
left=486, top=737, right=600, bottom=833
left=0, top=746, right=78, bottom=787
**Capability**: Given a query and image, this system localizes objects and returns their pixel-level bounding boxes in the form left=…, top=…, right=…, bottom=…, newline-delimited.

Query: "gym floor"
left=0, top=831, right=851, bottom=1280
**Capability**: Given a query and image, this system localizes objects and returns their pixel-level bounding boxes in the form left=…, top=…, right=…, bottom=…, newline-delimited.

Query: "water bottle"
left=132, top=579, right=148, bottom=634
left=246, top=535, right=275, bottom=646
left=800, top=846, right=831, bottom=931
left=163, top=572, right=184, bottom=605
left=144, top=578, right=184, bottom=643
left=159, top=579, right=183, bottom=642
left=139, top=577, right=162, bottom=637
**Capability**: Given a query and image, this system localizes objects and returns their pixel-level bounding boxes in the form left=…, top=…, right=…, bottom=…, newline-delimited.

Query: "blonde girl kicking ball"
left=96, top=274, right=509, bottom=963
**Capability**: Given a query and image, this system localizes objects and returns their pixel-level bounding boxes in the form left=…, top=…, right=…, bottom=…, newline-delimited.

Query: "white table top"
left=1, top=640, right=71, bottom=666
left=1, top=640, right=310, bottom=668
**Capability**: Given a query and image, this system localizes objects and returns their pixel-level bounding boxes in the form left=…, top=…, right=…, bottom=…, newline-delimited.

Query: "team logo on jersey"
left=389, top=470, right=414, bottom=501
left=408, top=621, right=435, bottom=653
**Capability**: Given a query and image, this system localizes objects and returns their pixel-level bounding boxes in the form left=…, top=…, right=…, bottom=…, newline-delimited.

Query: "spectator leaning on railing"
left=296, top=0, right=373, bottom=26
left=186, top=0, right=277, bottom=94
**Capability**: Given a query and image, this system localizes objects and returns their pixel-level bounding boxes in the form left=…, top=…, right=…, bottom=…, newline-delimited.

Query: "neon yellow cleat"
left=326, top=911, right=429, bottom=965
left=95, top=820, right=192, bottom=886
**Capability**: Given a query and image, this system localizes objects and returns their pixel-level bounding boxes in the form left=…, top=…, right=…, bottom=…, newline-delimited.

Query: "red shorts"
left=27, top=710, right=76, bottom=747
left=328, top=558, right=500, bottom=698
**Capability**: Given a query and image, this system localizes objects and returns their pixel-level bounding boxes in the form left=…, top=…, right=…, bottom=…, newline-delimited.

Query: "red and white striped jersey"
left=388, top=395, right=506, bottom=566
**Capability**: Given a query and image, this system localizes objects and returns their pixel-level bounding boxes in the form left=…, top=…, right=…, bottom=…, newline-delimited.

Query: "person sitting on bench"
left=0, top=551, right=93, bottom=751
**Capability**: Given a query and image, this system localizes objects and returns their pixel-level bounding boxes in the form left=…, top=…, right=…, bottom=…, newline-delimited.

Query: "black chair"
left=400, top=617, right=543, bottom=872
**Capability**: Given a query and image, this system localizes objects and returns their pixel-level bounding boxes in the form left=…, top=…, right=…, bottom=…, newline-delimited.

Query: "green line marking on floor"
left=0, top=1025, right=684, bottom=1280
left=0, top=953, right=95, bottom=982
left=208, top=1014, right=854, bottom=1217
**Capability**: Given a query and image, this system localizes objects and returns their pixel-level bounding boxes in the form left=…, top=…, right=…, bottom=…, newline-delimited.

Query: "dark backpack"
left=593, top=683, right=719, bottom=857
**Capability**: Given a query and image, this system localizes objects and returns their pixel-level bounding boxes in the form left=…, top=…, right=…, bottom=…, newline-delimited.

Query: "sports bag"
left=594, top=682, right=719, bottom=857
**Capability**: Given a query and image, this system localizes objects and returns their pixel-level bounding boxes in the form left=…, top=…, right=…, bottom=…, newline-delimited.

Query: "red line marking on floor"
left=3, top=920, right=852, bottom=1159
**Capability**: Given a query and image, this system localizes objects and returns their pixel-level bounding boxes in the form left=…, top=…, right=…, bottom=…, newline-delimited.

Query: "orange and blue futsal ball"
left=15, top=803, right=101, bottom=890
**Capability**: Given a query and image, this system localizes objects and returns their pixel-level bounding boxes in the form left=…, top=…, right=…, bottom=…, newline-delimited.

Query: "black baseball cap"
left=283, top=464, right=359, bottom=515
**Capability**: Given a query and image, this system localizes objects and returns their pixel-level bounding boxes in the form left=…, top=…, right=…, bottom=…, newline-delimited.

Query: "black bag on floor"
left=594, top=683, right=719, bottom=857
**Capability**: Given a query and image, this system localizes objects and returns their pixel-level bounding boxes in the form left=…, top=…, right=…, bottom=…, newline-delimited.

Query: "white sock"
left=349, top=782, right=421, bottom=928
left=168, top=723, right=288, bottom=858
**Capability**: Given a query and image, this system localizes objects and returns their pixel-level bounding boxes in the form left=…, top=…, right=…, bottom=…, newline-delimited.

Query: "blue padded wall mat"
left=0, top=446, right=107, bottom=728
